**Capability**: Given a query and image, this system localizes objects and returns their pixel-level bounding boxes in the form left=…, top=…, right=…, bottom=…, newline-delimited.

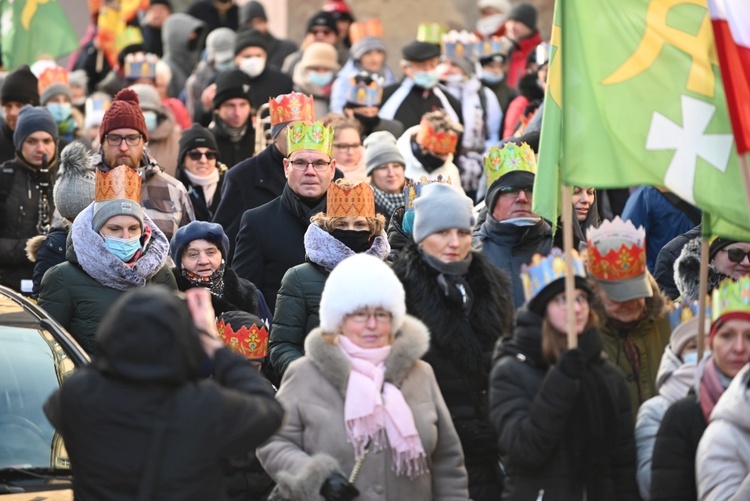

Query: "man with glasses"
left=233, top=122, right=337, bottom=311
left=473, top=141, right=552, bottom=307
left=94, top=89, right=194, bottom=241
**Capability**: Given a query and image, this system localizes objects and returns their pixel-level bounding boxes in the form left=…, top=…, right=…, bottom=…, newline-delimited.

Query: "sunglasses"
left=187, top=150, right=218, bottom=161
left=723, top=248, right=750, bottom=264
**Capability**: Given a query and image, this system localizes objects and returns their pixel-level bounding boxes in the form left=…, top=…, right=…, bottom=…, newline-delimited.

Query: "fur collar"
left=304, top=224, right=390, bottom=272
left=303, top=315, right=430, bottom=396
left=25, top=219, right=72, bottom=262
left=674, top=237, right=728, bottom=300
left=70, top=204, right=169, bottom=291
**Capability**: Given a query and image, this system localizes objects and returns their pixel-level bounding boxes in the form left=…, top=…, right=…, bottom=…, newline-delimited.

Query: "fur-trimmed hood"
left=674, top=237, right=728, bottom=300
left=302, top=315, right=430, bottom=396
left=304, top=223, right=390, bottom=273
left=25, top=219, right=72, bottom=262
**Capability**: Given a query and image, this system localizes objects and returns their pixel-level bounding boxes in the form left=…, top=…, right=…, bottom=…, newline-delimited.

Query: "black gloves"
left=320, top=473, right=359, bottom=501
left=558, top=348, right=585, bottom=379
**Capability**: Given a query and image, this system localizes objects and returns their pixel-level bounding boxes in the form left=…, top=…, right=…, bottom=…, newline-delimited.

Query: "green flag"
left=1, top=0, right=78, bottom=71
left=534, top=0, right=750, bottom=241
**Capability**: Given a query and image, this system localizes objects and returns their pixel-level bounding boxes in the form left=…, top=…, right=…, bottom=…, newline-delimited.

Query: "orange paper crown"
left=38, top=66, right=69, bottom=94
left=326, top=180, right=375, bottom=218
left=349, top=19, right=384, bottom=44
left=586, top=217, right=647, bottom=282
left=217, top=320, right=269, bottom=359
left=95, top=165, right=142, bottom=203
left=269, top=92, right=315, bottom=126
left=416, top=119, right=459, bottom=155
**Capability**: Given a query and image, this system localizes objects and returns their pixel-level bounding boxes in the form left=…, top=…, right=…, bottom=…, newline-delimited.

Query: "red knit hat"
left=99, top=88, right=148, bottom=144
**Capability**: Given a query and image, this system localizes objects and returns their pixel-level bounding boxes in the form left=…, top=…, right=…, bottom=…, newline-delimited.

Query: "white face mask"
left=443, top=74, right=465, bottom=84
left=502, top=216, right=541, bottom=227
left=239, top=56, right=265, bottom=78
left=476, top=13, right=506, bottom=36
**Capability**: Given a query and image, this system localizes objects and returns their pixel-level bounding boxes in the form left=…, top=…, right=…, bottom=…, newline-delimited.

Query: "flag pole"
left=561, top=184, right=577, bottom=349
left=741, top=155, right=750, bottom=210
left=697, top=216, right=710, bottom=362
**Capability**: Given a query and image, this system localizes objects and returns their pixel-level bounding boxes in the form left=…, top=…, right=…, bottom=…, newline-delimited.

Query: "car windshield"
left=0, top=296, right=76, bottom=470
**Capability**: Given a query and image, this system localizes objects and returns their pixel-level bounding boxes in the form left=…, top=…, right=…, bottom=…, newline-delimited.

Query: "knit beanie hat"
left=68, top=70, right=88, bottom=91
left=412, top=183, right=475, bottom=243
left=54, top=142, right=97, bottom=220
left=170, top=220, right=230, bottom=269
left=40, top=83, right=72, bottom=106
left=507, top=3, right=538, bottom=31
left=213, top=69, right=253, bottom=109
left=443, top=54, right=475, bottom=77
left=129, top=83, right=162, bottom=112
left=13, top=105, right=59, bottom=150
left=364, top=131, right=405, bottom=175
left=670, top=317, right=701, bottom=357
left=92, top=199, right=145, bottom=233
left=206, top=28, right=236, bottom=66
left=319, top=253, right=406, bottom=333
left=1, top=65, right=39, bottom=106
left=234, top=29, right=268, bottom=55
left=300, top=42, right=340, bottom=71
left=99, top=88, right=148, bottom=143
left=178, top=123, right=219, bottom=166
left=350, top=36, right=387, bottom=62
left=709, top=237, right=737, bottom=261
left=240, top=1, right=267, bottom=25
left=306, top=10, right=338, bottom=34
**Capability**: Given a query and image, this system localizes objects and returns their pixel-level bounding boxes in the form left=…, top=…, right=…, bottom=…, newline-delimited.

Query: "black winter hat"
left=234, top=29, right=268, bottom=55
left=170, top=220, right=230, bottom=270
left=149, top=0, right=172, bottom=9
left=178, top=123, right=219, bottom=166
left=1, top=65, right=39, bottom=106
left=213, top=69, right=253, bottom=109
left=240, top=0, right=267, bottom=24
left=709, top=237, right=738, bottom=261
left=401, top=40, right=441, bottom=62
left=507, top=3, right=538, bottom=31
left=306, top=11, right=337, bottom=33
left=13, top=105, right=59, bottom=150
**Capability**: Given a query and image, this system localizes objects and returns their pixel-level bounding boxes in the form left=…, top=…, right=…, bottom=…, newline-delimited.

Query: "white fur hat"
left=319, top=254, right=406, bottom=333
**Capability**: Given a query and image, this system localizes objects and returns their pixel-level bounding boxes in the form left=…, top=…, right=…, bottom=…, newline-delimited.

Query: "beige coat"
left=257, top=316, right=470, bottom=501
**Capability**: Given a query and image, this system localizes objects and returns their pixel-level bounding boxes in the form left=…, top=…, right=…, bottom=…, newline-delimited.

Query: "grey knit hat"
left=206, top=27, right=237, bottom=65
left=413, top=183, right=475, bottom=243
left=41, top=82, right=72, bottom=106
left=54, top=142, right=96, bottom=220
left=350, top=36, right=387, bottom=62
left=93, top=199, right=145, bottom=233
left=129, top=83, right=163, bottom=112
left=364, top=131, right=404, bottom=175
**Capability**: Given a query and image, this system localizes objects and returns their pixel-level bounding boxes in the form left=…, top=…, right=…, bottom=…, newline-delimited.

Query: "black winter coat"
left=490, top=309, right=639, bottom=501
left=212, top=144, right=287, bottom=262
left=27, top=222, right=69, bottom=299
left=392, top=241, right=514, bottom=501
left=380, top=81, right=464, bottom=130
left=210, top=119, right=256, bottom=171
left=0, top=123, right=14, bottom=164
left=649, top=395, right=706, bottom=500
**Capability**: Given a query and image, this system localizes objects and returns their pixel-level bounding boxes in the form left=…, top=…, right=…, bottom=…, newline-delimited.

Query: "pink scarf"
left=699, top=358, right=726, bottom=422
left=337, top=335, right=428, bottom=477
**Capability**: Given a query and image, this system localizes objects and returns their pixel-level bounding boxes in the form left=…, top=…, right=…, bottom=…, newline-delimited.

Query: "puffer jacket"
left=25, top=220, right=70, bottom=299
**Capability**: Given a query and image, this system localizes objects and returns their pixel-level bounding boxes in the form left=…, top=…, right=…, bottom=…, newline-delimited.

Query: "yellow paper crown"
left=269, top=92, right=315, bottom=126
left=286, top=122, right=334, bottom=157
left=712, top=277, right=750, bottom=324
left=586, top=217, right=647, bottom=282
left=416, top=119, right=459, bottom=155
left=217, top=320, right=269, bottom=360
left=520, top=248, right=587, bottom=304
left=483, top=142, right=537, bottom=187
left=326, top=180, right=375, bottom=218
left=95, top=165, right=141, bottom=203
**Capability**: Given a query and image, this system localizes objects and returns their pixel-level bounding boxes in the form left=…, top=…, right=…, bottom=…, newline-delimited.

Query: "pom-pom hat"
left=99, top=88, right=148, bottom=143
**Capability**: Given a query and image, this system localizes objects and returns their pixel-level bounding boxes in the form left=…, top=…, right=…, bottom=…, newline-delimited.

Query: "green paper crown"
left=286, top=122, right=334, bottom=157
left=712, top=276, right=750, bottom=323
left=483, top=142, right=537, bottom=187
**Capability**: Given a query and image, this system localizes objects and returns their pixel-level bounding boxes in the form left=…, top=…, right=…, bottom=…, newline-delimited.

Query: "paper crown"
left=124, top=53, right=158, bottom=81
left=349, top=19, right=384, bottom=44
left=417, top=23, right=446, bottom=44
left=586, top=217, right=647, bottom=282
left=217, top=320, right=269, bottom=360
left=85, top=95, right=111, bottom=115
left=476, top=37, right=507, bottom=59
left=38, top=66, right=69, bottom=95
left=346, top=72, right=384, bottom=106
left=403, top=175, right=452, bottom=212
left=712, top=277, right=750, bottom=323
left=441, top=30, right=479, bottom=60
left=670, top=299, right=711, bottom=331
left=416, top=119, right=459, bottom=155
left=327, top=180, right=375, bottom=218
left=269, top=92, right=315, bottom=126
left=286, top=121, right=334, bottom=157
left=483, top=142, right=537, bottom=187
left=520, top=248, right=587, bottom=303
left=95, top=165, right=141, bottom=203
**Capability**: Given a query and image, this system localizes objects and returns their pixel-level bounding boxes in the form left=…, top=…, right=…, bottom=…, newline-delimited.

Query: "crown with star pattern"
left=586, top=217, right=647, bottom=282
left=712, top=276, right=750, bottom=324
left=286, top=121, right=334, bottom=156
left=483, top=141, right=537, bottom=187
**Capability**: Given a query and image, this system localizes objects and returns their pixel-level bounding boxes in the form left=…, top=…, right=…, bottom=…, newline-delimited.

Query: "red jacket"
left=507, top=32, right=542, bottom=89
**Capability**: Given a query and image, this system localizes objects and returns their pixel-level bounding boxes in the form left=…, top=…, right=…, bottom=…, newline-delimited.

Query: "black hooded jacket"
left=44, top=286, right=283, bottom=501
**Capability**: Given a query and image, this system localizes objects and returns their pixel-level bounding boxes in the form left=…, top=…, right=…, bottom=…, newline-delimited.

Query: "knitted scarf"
left=337, top=335, right=428, bottom=478
left=371, top=185, right=403, bottom=218
left=699, top=357, right=728, bottom=422
left=180, top=261, right=226, bottom=297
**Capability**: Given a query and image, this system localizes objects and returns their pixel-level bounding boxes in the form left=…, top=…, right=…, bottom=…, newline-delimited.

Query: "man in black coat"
left=0, top=65, right=40, bottom=164
left=233, top=29, right=294, bottom=111
left=232, top=122, right=337, bottom=310
left=237, top=1, right=297, bottom=70
left=209, top=70, right=256, bottom=168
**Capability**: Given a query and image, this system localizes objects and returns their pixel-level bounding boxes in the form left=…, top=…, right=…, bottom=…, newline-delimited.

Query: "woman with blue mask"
left=292, top=42, right=341, bottom=118
left=40, top=70, right=82, bottom=142
left=38, top=166, right=177, bottom=356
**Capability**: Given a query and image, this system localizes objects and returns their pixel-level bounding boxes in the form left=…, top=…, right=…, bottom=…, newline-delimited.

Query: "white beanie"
left=319, top=254, right=406, bottom=333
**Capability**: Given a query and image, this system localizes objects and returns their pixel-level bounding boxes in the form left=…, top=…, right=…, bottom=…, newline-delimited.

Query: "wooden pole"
left=697, top=227, right=709, bottom=362
left=561, top=185, right=577, bottom=349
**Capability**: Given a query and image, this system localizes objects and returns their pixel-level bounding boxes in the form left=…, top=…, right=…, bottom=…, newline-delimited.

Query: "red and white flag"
left=708, top=0, right=750, bottom=154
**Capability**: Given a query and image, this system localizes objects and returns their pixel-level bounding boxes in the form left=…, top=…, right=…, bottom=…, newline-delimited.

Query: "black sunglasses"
left=724, top=248, right=750, bottom=264
left=187, top=150, right=218, bottom=161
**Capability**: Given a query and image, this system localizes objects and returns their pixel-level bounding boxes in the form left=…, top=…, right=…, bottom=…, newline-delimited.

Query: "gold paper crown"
left=346, top=73, right=384, bottom=106
left=269, top=92, right=315, bottom=126
left=441, top=30, right=479, bottom=60
left=38, top=66, right=69, bottom=95
left=287, top=122, right=334, bottom=157
left=349, top=19, right=384, bottom=45
left=521, top=249, right=587, bottom=304
left=327, top=180, right=375, bottom=218
left=712, top=277, right=750, bottom=324
left=95, top=165, right=142, bottom=203
left=417, top=23, right=446, bottom=44
left=483, top=142, right=537, bottom=187
left=586, top=217, right=647, bottom=282
left=416, top=119, right=459, bottom=155
left=217, top=320, right=269, bottom=360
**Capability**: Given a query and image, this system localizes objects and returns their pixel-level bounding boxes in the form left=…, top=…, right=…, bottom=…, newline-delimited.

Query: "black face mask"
left=331, top=229, right=372, bottom=253
left=411, top=139, right=445, bottom=173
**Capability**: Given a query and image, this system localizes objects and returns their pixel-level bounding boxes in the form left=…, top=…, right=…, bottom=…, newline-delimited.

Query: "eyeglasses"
left=105, top=134, right=143, bottom=146
left=498, top=186, right=533, bottom=198
left=551, top=293, right=589, bottom=306
left=723, top=248, right=750, bottom=264
left=333, top=143, right=361, bottom=151
left=347, top=309, right=393, bottom=324
left=187, top=150, right=218, bottom=161
left=289, top=159, right=332, bottom=171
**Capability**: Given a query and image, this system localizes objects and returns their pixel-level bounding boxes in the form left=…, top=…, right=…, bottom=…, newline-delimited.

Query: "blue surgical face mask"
left=682, top=351, right=711, bottom=365
left=481, top=71, right=505, bottom=85
left=412, top=70, right=439, bottom=89
left=102, top=234, right=141, bottom=261
left=308, top=71, right=334, bottom=87
left=143, top=111, right=158, bottom=132
left=47, top=103, right=72, bottom=123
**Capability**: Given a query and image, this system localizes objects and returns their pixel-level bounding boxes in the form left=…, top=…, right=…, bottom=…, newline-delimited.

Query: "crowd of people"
left=2, top=0, right=750, bottom=500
